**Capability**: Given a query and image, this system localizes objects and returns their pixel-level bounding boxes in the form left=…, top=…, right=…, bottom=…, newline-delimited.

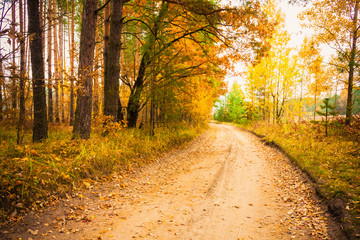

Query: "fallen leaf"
left=29, top=150, right=40, bottom=156
left=16, top=202, right=25, bottom=208
left=28, top=229, right=38, bottom=235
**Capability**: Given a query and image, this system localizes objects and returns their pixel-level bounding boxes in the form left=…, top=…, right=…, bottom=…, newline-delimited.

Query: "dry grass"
left=241, top=120, right=360, bottom=232
left=0, top=121, right=204, bottom=222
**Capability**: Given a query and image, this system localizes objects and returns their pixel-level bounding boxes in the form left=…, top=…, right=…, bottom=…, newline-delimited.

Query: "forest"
left=0, top=0, right=274, bottom=221
left=0, top=0, right=359, bottom=238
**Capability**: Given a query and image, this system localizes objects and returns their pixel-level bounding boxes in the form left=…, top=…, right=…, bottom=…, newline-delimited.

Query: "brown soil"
left=1, top=123, right=346, bottom=240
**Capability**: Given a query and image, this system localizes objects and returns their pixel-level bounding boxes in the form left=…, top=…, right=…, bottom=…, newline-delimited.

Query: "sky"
left=278, top=0, right=307, bottom=49
left=224, top=0, right=309, bottom=92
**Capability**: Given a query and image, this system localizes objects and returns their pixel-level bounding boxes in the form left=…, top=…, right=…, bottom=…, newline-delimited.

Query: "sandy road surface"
left=3, top=123, right=345, bottom=239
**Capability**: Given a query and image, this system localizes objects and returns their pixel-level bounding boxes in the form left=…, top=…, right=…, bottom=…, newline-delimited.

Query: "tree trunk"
left=345, top=0, right=359, bottom=125
left=93, top=4, right=101, bottom=119
left=72, top=0, right=97, bottom=139
left=313, top=86, right=317, bottom=121
left=66, top=0, right=70, bottom=121
left=0, top=43, right=4, bottom=120
left=103, top=0, right=124, bottom=121
left=103, top=1, right=110, bottom=68
left=11, top=0, right=17, bottom=111
left=150, top=18, right=156, bottom=135
left=28, top=0, right=48, bottom=142
left=127, top=51, right=150, bottom=127
left=69, top=0, right=75, bottom=125
left=59, top=7, right=65, bottom=122
left=17, top=0, right=26, bottom=144
left=40, top=0, right=45, bottom=64
left=126, top=2, right=168, bottom=127
left=47, top=0, right=53, bottom=122
left=53, top=0, right=60, bottom=123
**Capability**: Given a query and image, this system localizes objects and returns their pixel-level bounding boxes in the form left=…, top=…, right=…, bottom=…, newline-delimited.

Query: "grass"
left=0, top=121, right=204, bottom=222
left=239, top=120, right=360, bottom=234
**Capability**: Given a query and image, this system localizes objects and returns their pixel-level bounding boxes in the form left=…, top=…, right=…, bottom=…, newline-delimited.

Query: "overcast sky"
left=225, top=0, right=310, bottom=91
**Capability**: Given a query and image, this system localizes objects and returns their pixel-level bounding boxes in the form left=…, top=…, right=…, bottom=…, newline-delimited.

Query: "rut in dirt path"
left=2, top=123, right=346, bottom=240
left=94, top=123, right=345, bottom=240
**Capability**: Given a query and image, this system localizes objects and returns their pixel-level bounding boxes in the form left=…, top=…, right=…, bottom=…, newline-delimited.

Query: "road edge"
left=227, top=122, right=357, bottom=240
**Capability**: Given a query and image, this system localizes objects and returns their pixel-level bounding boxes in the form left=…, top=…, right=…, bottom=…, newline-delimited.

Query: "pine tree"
left=28, top=0, right=48, bottom=142
left=316, top=97, right=337, bottom=136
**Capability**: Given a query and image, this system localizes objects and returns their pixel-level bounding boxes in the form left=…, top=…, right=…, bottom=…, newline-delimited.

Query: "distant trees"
left=213, top=83, right=247, bottom=123
left=215, top=0, right=348, bottom=125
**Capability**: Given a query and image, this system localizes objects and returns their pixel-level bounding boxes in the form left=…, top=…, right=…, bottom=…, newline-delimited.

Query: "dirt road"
left=3, top=123, right=346, bottom=239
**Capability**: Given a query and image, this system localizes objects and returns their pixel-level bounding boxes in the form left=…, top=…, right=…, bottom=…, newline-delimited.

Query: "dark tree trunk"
left=93, top=44, right=100, bottom=118
left=117, top=98, right=123, bottom=121
left=0, top=47, right=3, bottom=121
left=127, top=51, right=150, bottom=128
left=103, top=0, right=124, bottom=121
left=11, top=0, right=17, bottom=111
left=28, top=0, right=48, bottom=142
left=126, top=2, right=168, bottom=128
left=103, top=0, right=110, bottom=113
left=72, top=0, right=97, bottom=139
left=103, top=1, right=110, bottom=68
left=17, top=0, right=26, bottom=144
left=0, top=34, right=4, bottom=121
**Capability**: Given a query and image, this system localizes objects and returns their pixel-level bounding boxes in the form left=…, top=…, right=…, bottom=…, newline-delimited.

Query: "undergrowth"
left=240, top=119, right=360, bottom=231
left=0, top=122, right=203, bottom=222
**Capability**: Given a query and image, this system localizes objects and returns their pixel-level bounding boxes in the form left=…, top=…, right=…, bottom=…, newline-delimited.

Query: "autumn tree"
left=28, top=0, right=48, bottom=142
left=246, top=1, right=300, bottom=123
left=301, top=0, right=360, bottom=125
left=121, top=0, right=267, bottom=128
left=247, top=37, right=299, bottom=121
left=308, top=58, right=332, bottom=120
left=72, top=0, right=98, bottom=139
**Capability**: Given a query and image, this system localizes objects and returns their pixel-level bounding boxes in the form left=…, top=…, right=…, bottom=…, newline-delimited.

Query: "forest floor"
left=1, top=123, right=346, bottom=239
